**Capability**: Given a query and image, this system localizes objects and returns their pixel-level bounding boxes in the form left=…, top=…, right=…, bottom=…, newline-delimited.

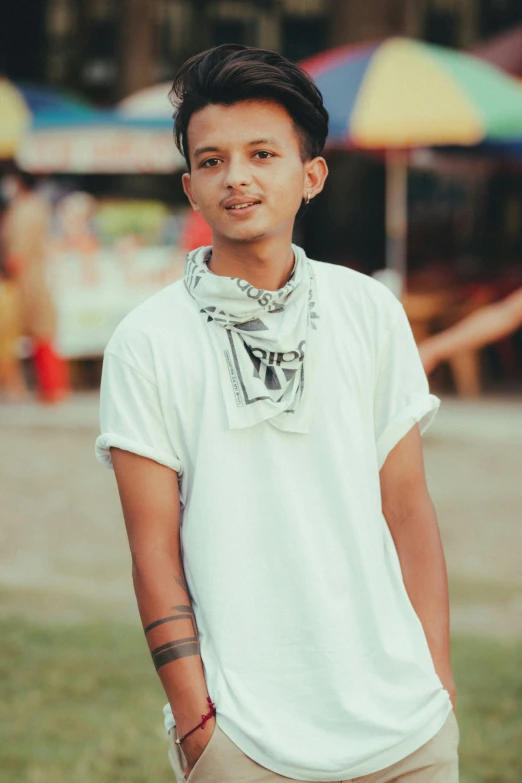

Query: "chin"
left=220, top=225, right=268, bottom=244
left=233, top=231, right=267, bottom=243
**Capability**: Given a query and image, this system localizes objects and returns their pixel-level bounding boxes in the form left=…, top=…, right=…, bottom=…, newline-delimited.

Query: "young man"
left=96, top=44, right=459, bottom=783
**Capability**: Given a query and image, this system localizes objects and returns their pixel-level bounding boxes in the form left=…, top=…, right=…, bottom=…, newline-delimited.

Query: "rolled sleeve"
left=373, top=302, right=440, bottom=471
left=95, top=350, right=182, bottom=474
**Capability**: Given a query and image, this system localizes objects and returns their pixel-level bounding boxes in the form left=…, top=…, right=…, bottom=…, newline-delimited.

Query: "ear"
left=182, top=172, right=200, bottom=212
left=303, top=157, right=329, bottom=200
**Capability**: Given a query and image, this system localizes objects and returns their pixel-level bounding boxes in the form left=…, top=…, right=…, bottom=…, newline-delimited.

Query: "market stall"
left=46, top=194, right=188, bottom=358
left=6, top=84, right=189, bottom=362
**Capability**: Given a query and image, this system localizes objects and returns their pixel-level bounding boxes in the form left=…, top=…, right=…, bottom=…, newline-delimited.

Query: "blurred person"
left=1, top=165, right=69, bottom=403
left=420, top=287, right=522, bottom=376
left=53, top=191, right=100, bottom=287
left=96, top=45, right=458, bottom=783
left=53, top=191, right=99, bottom=255
left=0, top=255, right=27, bottom=401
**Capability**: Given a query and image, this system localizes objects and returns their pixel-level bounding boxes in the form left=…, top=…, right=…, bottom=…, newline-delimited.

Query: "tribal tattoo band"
left=145, top=603, right=200, bottom=671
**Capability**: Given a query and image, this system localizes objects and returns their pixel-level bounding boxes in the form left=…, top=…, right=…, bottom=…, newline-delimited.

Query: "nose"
left=223, top=155, right=253, bottom=189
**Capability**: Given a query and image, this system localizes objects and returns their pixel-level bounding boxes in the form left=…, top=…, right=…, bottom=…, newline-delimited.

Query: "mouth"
left=224, top=200, right=262, bottom=214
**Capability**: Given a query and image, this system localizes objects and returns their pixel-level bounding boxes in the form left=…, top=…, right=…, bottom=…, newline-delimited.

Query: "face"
left=182, top=99, right=328, bottom=245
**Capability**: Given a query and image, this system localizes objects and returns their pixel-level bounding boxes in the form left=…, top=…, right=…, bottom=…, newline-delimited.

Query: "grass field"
left=1, top=618, right=521, bottom=783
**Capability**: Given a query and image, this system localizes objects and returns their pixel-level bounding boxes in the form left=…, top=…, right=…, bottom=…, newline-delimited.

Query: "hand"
left=441, top=675, right=457, bottom=713
left=430, top=653, right=456, bottom=713
left=181, top=715, right=217, bottom=780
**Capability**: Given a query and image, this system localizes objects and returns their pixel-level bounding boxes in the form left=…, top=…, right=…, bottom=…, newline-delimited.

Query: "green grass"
left=0, top=617, right=521, bottom=783
left=449, top=577, right=522, bottom=607
left=0, top=619, right=169, bottom=783
left=452, top=636, right=522, bottom=783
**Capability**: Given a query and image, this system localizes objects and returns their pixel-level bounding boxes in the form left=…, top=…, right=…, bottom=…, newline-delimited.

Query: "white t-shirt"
left=95, top=255, right=452, bottom=781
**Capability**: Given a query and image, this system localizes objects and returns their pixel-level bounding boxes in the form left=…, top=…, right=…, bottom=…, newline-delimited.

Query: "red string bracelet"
left=175, top=696, right=216, bottom=746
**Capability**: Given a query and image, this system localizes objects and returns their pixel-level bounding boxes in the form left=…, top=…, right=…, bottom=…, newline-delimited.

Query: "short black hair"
left=170, top=44, right=329, bottom=169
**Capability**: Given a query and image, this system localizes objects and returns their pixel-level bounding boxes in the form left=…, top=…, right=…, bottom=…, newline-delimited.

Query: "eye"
left=253, top=151, right=274, bottom=160
left=201, top=158, right=222, bottom=168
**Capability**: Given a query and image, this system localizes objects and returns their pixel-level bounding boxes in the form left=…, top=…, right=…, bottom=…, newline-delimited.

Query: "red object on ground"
left=180, top=211, right=212, bottom=251
left=33, top=340, right=71, bottom=403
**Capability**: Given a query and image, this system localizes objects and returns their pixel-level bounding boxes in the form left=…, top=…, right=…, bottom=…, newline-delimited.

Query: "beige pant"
left=167, top=710, right=459, bottom=783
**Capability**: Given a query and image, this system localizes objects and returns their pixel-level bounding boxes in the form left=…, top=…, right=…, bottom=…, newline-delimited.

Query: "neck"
left=207, top=232, right=296, bottom=292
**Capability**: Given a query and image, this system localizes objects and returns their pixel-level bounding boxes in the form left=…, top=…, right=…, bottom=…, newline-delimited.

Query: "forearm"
left=424, top=302, right=513, bottom=363
left=132, top=555, right=213, bottom=736
left=391, top=502, right=453, bottom=683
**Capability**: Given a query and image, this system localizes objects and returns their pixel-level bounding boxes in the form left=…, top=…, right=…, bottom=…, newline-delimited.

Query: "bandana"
left=183, top=244, right=320, bottom=433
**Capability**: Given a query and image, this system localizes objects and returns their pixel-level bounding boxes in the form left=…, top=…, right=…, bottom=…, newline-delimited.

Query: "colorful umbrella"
left=302, top=37, right=522, bottom=286
left=117, top=82, right=173, bottom=125
left=0, top=82, right=95, bottom=159
left=0, top=78, right=31, bottom=158
left=470, top=24, right=522, bottom=77
left=16, top=83, right=94, bottom=123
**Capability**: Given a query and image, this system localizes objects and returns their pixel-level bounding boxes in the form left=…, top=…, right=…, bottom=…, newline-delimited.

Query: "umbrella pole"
left=385, top=150, right=408, bottom=296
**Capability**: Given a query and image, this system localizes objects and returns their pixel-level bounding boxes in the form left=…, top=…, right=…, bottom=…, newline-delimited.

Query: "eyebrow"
left=247, top=137, right=282, bottom=148
left=193, top=145, right=220, bottom=159
left=193, top=137, right=283, bottom=158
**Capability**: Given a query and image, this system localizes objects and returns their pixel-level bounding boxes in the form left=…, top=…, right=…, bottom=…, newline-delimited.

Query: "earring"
left=305, top=192, right=311, bottom=205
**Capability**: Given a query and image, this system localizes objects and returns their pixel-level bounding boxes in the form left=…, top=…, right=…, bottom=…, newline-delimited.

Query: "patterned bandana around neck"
left=183, top=244, right=320, bottom=433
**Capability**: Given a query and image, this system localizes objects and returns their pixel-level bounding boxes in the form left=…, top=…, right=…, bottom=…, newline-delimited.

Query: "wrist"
left=178, top=714, right=216, bottom=765
left=177, top=711, right=216, bottom=739
left=175, top=696, right=216, bottom=746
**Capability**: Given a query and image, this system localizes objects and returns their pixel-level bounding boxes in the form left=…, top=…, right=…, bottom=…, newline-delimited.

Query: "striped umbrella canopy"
left=470, top=24, right=522, bottom=76
left=302, top=37, right=522, bottom=148
left=0, top=78, right=31, bottom=158
left=0, top=81, right=97, bottom=159
left=16, top=83, right=95, bottom=127
left=301, top=37, right=522, bottom=286
left=117, top=82, right=173, bottom=125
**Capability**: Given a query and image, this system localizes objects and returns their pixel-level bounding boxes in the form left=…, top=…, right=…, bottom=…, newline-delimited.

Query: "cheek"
left=272, top=160, right=304, bottom=190
left=268, top=170, right=304, bottom=211
left=190, top=173, right=220, bottom=208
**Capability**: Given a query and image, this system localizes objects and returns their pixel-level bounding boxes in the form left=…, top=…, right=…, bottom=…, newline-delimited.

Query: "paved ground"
left=1, top=392, right=521, bottom=637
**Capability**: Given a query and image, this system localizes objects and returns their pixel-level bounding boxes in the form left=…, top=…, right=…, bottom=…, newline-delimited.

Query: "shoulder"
left=104, top=278, right=193, bottom=369
left=309, top=258, right=403, bottom=329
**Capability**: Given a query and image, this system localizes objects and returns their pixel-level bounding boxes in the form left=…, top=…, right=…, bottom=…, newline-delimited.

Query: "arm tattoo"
left=144, top=603, right=200, bottom=671
left=151, top=637, right=201, bottom=670
left=144, top=604, right=192, bottom=634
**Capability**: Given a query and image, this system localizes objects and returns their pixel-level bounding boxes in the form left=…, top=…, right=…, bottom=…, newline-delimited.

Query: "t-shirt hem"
left=376, top=393, right=440, bottom=471
left=207, top=700, right=452, bottom=782
left=338, top=701, right=453, bottom=780
left=95, top=433, right=181, bottom=473
left=163, top=708, right=175, bottom=734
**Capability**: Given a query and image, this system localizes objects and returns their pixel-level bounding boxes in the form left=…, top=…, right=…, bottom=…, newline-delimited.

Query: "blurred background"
left=1, top=2, right=522, bottom=782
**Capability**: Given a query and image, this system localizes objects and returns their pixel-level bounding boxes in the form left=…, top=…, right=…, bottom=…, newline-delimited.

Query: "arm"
left=111, top=448, right=215, bottom=774
left=419, top=288, right=522, bottom=375
left=379, top=424, right=456, bottom=712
